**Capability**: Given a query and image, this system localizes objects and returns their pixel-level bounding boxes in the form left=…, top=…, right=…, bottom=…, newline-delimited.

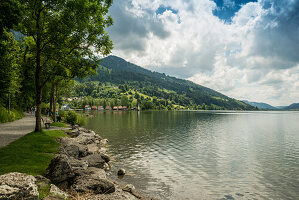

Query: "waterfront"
left=86, top=111, right=299, bottom=199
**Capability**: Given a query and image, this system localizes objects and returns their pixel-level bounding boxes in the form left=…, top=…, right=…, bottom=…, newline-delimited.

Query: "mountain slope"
left=83, top=55, right=255, bottom=110
left=284, top=103, right=299, bottom=110
left=242, top=100, right=277, bottom=110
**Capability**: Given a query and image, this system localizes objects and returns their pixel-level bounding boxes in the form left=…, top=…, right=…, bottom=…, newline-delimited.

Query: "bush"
left=77, top=114, right=87, bottom=126
left=64, top=111, right=86, bottom=126
left=65, top=111, right=77, bottom=125
left=58, top=110, right=65, bottom=118
left=0, top=106, right=24, bottom=123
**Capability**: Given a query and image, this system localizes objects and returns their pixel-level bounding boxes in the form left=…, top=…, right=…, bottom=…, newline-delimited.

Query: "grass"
left=0, top=130, right=68, bottom=176
left=50, top=122, right=68, bottom=127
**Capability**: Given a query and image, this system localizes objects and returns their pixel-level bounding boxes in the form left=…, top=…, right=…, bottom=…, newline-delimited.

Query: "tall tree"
left=18, top=0, right=113, bottom=131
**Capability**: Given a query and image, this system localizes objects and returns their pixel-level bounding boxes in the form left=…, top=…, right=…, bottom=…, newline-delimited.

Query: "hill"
left=284, top=103, right=299, bottom=110
left=77, top=55, right=255, bottom=110
left=242, top=100, right=277, bottom=110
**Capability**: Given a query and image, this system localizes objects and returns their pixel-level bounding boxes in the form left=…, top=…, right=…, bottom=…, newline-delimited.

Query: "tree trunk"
left=35, top=11, right=42, bottom=132
left=53, top=83, right=57, bottom=122
left=50, top=81, right=54, bottom=120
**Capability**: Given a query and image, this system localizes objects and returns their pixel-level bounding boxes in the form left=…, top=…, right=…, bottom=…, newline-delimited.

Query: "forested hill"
left=82, top=55, right=255, bottom=110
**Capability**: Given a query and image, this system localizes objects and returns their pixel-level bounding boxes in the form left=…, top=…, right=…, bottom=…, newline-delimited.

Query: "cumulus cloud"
left=106, top=0, right=299, bottom=105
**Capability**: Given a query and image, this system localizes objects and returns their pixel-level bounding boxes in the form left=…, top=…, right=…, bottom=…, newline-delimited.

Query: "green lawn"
left=50, top=122, right=68, bottom=127
left=0, top=130, right=68, bottom=176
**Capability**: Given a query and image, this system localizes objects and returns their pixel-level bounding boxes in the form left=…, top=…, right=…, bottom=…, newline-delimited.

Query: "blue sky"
left=106, top=0, right=299, bottom=106
left=212, top=0, right=258, bottom=21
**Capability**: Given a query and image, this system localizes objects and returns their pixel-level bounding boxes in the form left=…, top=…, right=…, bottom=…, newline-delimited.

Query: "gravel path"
left=0, top=113, right=35, bottom=148
left=0, top=113, right=69, bottom=148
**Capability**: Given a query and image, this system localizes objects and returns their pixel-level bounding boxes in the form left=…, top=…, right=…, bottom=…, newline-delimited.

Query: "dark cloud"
left=250, top=0, right=299, bottom=68
left=107, top=0, right=170, bottom=52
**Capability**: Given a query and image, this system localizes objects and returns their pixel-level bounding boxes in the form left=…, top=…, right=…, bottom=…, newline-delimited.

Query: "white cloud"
left=107, top=0, right=299, bottom=105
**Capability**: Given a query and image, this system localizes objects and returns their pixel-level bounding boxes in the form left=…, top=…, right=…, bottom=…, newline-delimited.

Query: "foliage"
left=65, top=111, right=78, bottom=126
left=0, top=30, right=21, bottom=107
left=17, top=0, right=114, bottom=131
left=0, top=106, right=24, bottom=123
left=77, top=114, right=87, bottom=126
left=0, top=130, right=67, bottom=175
left=76, top=56, right=256, bottom=110
left=64, top=110, right=86, bottom=126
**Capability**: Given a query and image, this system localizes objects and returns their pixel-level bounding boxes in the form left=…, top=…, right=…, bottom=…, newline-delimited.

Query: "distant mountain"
left=284, top=103, right=299, bottom=110
left=242, top=100, right=277, bottom=110
left=276, top=106, right=287, bottom=109
left=81, top=55, right=255, bottom=110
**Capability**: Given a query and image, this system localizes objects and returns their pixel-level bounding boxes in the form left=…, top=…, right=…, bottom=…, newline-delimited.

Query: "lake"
left=85, top=111, right=299, bottom=200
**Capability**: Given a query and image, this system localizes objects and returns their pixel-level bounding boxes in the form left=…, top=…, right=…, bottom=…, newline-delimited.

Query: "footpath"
left=0, top=113, right=35, bottom=148
left=0, top=113, right=69, bottom=148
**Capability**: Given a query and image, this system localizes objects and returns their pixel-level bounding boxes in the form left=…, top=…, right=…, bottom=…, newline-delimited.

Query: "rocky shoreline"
left=0, top=127, right=154, bottom=200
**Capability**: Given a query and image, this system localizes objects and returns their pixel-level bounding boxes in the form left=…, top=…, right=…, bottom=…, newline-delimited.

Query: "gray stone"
left=59, top=138, right=90, bottom=158
left=81, top=154, right=105, bottom=168
left=0, top=172, right=39, bottom=200
left=100, top=138, right=109, bottom=145
left=74, top=133, right=96, bottom=145
left=67, top=130, right=80, bottom=137
left=49, top=184, right=68, bottom=199
left=117, top=168, right=126, bottom=176
left=71, top=174, right=115, bottom=194
left=100, top=153, right=111, bottom=163
left=45, top=155, right=75, bottom=184
left=122, top=184, right=135, bottom=193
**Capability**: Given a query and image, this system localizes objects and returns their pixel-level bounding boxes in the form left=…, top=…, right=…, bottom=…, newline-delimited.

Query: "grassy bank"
left=0, top=106, right=24, bottom=124
left=0, top=130, right=68, bottom=175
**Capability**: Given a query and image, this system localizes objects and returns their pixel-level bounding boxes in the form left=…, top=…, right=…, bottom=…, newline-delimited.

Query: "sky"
left=106, top=0, right=299, bottom=106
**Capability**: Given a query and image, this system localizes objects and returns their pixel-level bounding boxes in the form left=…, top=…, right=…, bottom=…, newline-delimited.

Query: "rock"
left=72, top=174, right=115, bottom=194
left=62, top=144, right=80, bottom=158
left=103, top=163, right=111, bottom=171
left=59, top=138, right=90, bottom=158
left=68, top=156, right=88, bottom=171
left=81, top=154, right=105, bottom=169
left=87, top=143, right=100, bottom=154
left=0, top=172, right=39, bottom=200
left=122, top=184, right=135, bottom=193
left=43, top=196, right=64, bottom=200
left=35, top=175, right=50, bottom=188
left=49, top=184, right=68, bottom=199
left=75, top=133, right=96, bottom=145
left=75, top=167, right=107, bottom=180
left=117, top=168, right=126, bottom=176
left=100, top=153, right=111, bottom=163
left=45, top=155, right=75, bottom=184
left=67, top=130, right=80, bottom=137
left=100, top=138, right=109, bottom=145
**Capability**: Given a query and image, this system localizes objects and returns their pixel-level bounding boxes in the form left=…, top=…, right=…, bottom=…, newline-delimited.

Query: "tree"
left=120, top=95, right=129, bottom=107
left=0, top=31, right=21, bottom=109
left=18, top=0, right=113, bottom=131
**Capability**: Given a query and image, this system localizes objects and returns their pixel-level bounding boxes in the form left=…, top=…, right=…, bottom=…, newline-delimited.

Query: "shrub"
left=65, top=111, right=77, bottom=126
left=58, top=110, right=65, bottom=118
left=77, top=114, right=87, bottom=126
left=0, top=106, right=24, bottom=123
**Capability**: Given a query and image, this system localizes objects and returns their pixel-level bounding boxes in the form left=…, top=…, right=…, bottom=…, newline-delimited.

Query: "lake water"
left=85, top=111, right=299, bottom=200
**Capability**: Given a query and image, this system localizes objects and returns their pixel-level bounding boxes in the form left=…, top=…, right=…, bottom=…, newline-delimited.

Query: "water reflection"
left=85, top=111, right=299, bottom=200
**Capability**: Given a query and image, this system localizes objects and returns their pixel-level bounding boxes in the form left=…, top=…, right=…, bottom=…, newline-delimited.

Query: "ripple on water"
left=86, top=111, right=299, bottom=200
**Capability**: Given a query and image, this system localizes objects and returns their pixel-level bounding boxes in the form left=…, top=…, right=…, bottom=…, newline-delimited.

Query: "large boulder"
left=0, top=172, right=39, bottom=200
left=59, top=138, right=90, bottom=158
left=81, top=154, right=105, bottom=169
left=71, top=174, right=115, bottom=194
left=74, top=133, right=96, bottom=145
left=49, top=184, right=68, bottom=199
left=45, top=155, right=74, bottom=184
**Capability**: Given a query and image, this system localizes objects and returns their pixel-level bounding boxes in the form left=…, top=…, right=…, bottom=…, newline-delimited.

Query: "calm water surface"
left=85, top=111, right=299, bottom=200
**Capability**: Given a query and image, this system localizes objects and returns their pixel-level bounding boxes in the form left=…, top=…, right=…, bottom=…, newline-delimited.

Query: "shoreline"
left=0, top=125, right=155, bottom=200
